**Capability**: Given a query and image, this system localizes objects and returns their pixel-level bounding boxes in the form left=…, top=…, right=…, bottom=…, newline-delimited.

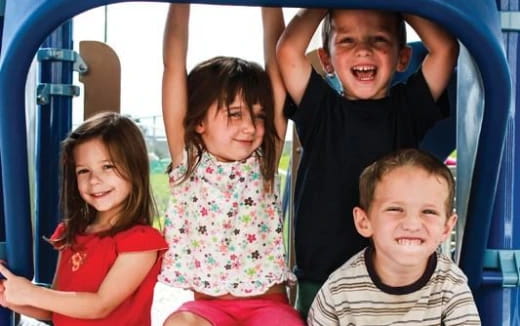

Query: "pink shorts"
left=176, top=293, right=305, bottom=326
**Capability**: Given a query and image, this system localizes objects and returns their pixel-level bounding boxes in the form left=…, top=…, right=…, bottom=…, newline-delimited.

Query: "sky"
left=72, top=3, right=301, bottom=125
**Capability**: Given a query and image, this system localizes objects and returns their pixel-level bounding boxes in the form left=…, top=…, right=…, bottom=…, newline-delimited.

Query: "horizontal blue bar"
left=482, top=271, right=513, bottom=287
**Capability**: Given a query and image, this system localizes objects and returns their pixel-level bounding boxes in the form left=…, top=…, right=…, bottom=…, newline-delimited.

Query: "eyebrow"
left=75, top=159, right=112, bottom=166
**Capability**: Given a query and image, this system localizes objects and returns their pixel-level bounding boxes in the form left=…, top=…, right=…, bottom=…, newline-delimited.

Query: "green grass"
left=151, top=173, right=169, bottom=230
left=279, top=154, right=290, bottom=172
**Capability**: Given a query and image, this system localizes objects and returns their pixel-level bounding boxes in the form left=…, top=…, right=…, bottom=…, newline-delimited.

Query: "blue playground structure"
left=0, top=0, right=518, bottom=325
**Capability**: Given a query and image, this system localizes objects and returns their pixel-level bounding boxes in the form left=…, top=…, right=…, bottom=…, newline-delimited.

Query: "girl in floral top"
left=160, top=4, right=304, bottom=326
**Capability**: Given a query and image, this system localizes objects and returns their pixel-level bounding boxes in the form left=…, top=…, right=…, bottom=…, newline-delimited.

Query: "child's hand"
left=0, top=281, right=8, bottom=308
left=0, top=264, right=33, bottom=306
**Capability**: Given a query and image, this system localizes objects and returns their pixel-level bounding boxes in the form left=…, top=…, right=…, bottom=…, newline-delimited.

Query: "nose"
left=400, top=213, right=421, bottom=232
left=88, top=171, right=102, bottom=185
left=240, top=113, right=256, bottom=134
left=355, top=40, right=373, bottom=57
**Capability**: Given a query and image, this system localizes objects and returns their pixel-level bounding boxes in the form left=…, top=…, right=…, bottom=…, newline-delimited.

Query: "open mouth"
left=351, top=65, right=377, bottom=81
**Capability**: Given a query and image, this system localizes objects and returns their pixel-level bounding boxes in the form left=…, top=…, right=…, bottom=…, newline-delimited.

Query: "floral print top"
left=159, top=150, right=294, bottom=296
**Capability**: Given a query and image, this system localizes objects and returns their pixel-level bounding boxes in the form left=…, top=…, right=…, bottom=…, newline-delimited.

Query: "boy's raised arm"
left=262, top=7, right=287, bottom=158
left=276, top=8, right=327, bottom=105
left=162, top=3, right=190, bottom=167
left=404, top=14, right=459, bottom=101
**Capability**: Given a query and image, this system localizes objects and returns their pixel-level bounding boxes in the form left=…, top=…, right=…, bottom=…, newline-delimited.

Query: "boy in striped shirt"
left=308, top=148, right=480, bottom=326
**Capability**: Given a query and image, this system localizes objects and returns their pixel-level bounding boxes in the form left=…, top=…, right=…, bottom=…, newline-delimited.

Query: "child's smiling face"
left=196, top=94, right=265, bottom=162
left=354, top=165, right=456, bottom=284
left=74, top=137, right=131, bottom=224
left=320, top=9, right=410, bottom=100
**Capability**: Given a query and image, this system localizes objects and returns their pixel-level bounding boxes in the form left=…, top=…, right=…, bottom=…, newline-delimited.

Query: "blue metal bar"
left=482, top=271, right=506, bottom=286
left=1, top=2, right=11, bottom=324
left=0, top=9, right=33, bottom=326
left=0, top=155, right=4, bottom=249
left=0, top=0, right=4, bottom=55
left=35, top=20, right=73, bottom=284
left=0, top=161, right=5, bottom=326
left=0, top=32, right=32, bottom=326
left=480, top=269, right=509, bottom=325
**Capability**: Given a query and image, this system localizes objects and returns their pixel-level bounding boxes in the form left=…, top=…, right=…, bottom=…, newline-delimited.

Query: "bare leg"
left=163, top=311, right=212, bottom=326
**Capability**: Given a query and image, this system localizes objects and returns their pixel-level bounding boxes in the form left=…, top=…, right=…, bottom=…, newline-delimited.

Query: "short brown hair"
left=358, top=148, right=455, bottom=216
left=321, top=9, right=407, bottom=54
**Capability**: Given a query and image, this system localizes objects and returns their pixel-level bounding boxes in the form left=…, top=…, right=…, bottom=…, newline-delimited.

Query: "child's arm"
left=262, top=7, right=287, bottom=159
left=276, top=8, right=327, bottom=105
left=0, top=255, right=65, bottom=320
left=404, top=14, right=459, bottom=101
left=0, top=302, right=52, bottom=321
left=162, top=3, right=189, bottom=167
left=0, top=283, right=52, bottom=321
left=0, top=250, right=158, bottom=319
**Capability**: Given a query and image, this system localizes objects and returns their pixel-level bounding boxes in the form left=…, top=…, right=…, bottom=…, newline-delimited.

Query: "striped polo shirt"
left=308, top=247, right=481, bottom=326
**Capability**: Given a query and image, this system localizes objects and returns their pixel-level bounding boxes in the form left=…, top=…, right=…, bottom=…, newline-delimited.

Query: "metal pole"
left=34, top=20, right=73, bottom=283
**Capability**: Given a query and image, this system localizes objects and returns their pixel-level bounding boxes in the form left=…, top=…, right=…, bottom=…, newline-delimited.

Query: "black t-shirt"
left=285, top=68, right=449, bottom=282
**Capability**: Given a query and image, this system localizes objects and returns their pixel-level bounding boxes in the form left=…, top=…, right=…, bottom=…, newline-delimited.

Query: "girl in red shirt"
left=0, top=112, right=167, bottom=325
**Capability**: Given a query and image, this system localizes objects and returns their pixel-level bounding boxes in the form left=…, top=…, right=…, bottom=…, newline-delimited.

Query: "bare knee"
left=163, top=311, right=212, bottom=326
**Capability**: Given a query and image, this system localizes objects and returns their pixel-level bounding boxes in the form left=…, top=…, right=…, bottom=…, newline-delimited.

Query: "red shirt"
left=50, top=223, right=167, bottom=326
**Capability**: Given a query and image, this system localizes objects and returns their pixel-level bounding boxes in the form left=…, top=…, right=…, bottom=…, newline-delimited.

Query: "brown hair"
left=53, top=112, right=156, bottom=247
left=321, top=9, right=407, bottom=54
left=179, top=56, right=278, bottom=188
left=358, top=148, right=455, bottom=216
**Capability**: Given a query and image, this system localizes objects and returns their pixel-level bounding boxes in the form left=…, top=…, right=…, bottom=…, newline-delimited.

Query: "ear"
left=318, top=48, right=334, bottom=75
left=195, top=121, right=205, bottom=134
left=353, top=206, right=373, bottom=238
left=440, top=213, right=457, bottom=242
left=396, top=45, right=412, bottom=72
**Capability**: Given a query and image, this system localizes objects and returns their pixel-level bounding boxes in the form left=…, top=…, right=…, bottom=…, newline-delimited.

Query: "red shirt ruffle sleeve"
left=50, top=222, right=66, bottom=241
